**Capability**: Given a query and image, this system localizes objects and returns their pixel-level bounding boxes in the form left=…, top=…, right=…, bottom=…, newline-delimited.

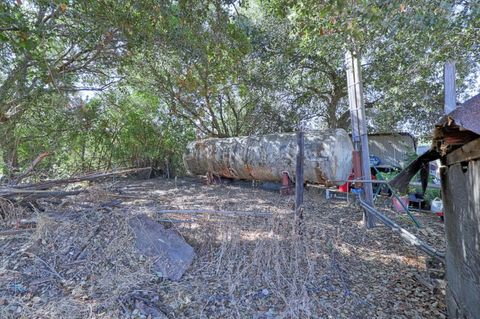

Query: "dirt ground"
left=0, top=177, right=446, bottom=318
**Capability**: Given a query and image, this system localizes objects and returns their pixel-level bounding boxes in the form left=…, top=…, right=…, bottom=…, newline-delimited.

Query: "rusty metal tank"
left=183, top=129, right=353, bottom=185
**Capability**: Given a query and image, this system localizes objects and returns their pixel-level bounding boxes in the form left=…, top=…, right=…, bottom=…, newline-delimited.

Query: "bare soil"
left=0, top=177, right=446, bottom=318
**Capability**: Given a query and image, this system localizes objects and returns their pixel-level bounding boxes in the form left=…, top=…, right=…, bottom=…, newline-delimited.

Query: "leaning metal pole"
left=345, top=50, right=376, bottom=228
left=357, top=196, right=444, bottom=262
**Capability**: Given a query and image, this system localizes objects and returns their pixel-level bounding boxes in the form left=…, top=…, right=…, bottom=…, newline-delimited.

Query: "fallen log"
left=10, top=167, right=152, bottom=190
left=0, top=189, right=84, bottom=199
left=0, top=228, right=35, bottom=236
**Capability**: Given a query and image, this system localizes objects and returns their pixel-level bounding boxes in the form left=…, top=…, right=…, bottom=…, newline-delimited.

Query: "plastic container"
left=392, top=196, right=409, bottom=213
left=338, top=182, right=349, bottom=192
left=351, top=188, right=363, bottom=196
left=431, top=198, right=444, bottom=217
left=338, top=173, right=354, bottom=192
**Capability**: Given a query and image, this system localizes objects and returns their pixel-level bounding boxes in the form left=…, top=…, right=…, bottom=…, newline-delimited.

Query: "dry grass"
left=0, top=177, right=446, bottom=318
left=171, top=212, right=318, bottom=318
left=0, top=197, right=28, bottom=227
left=1, top=209, right=156, bottom=318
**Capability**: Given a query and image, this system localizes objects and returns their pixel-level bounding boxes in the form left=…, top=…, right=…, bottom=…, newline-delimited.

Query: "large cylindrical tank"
left=183, top=129, right=353, bottom=185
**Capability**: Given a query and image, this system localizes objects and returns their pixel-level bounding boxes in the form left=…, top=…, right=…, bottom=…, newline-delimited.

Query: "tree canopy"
left=0, top=0, right=478, bottom=178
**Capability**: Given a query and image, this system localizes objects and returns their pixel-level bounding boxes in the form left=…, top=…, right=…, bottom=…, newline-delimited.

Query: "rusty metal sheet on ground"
left=128, top=215, right=194, bottom=281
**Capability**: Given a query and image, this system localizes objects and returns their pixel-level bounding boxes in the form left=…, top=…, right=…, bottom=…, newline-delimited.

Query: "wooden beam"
left=446, top=138, right=480, bottom=166
left=295, top=131, right=305, bottom=219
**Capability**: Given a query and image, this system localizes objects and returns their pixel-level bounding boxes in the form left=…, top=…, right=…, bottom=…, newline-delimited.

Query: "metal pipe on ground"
left=357, top=196, right=445, bottom=263
left=328, top=178, right=421, bottom=227
left=155, top=209, right=272, bottom=218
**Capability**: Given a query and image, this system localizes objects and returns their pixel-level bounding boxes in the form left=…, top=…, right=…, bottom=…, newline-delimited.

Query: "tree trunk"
left=0, top=121, right=19, bottom=179
left=326, top=102, right=338, bottom=129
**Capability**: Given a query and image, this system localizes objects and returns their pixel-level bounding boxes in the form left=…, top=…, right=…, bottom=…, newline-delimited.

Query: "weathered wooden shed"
left=434, top=93, right=480, bottom=318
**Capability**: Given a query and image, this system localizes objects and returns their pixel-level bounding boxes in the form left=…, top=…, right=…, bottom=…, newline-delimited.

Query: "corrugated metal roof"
left=437, top=93, right=480, bottom=135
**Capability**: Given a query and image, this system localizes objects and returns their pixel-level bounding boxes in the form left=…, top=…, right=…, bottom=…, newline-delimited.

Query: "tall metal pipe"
left=183, top=129, right=353, bottom=185
left=346, top=50, right=375, bottom=228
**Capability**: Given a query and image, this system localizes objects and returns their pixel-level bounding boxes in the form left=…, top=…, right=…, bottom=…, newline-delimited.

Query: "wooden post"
left=345, top=50, right=375, bottom=228
left=444, top=61, right=456, bottom=114
left=295, top=131, right=304, bottom=225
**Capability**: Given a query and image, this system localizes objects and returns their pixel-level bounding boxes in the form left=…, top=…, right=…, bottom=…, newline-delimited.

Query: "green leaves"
left=264, top=0, right=479, bottom=135
left=1, top=0, right=479, bottom=177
